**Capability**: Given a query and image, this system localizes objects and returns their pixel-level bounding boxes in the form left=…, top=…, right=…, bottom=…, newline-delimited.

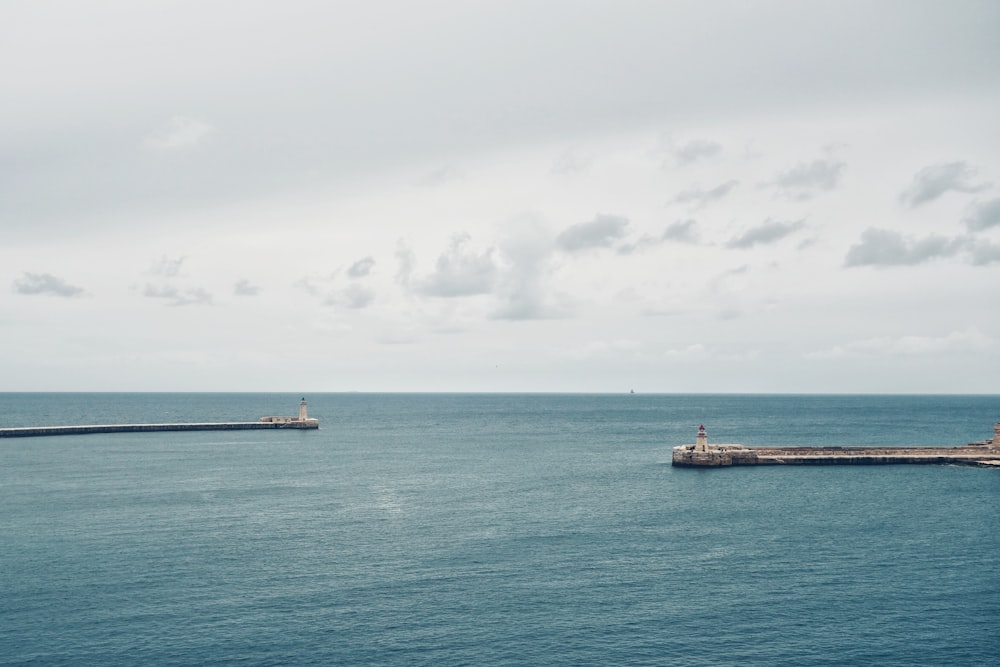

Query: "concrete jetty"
left=0, top=398, right=319, bottom=438
left=672, top=424, right=1000, bottom=467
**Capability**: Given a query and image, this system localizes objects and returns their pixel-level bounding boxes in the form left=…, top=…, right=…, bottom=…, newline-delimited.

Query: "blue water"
left=1, top=394, right=997, bottom=666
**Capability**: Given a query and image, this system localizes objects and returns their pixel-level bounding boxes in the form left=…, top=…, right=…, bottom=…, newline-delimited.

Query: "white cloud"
left=234, top=279, right=260, bottom=296
left=143, top=116, right=213, bottom=151
left=671, top=180, right=738, bottom=207
left=419, top=165, right=464, bottom=186
left=417, top=234, right=498, bottom=297
left=662, top=219, right=699, bottom=244
left=900, top=161, right=991, bottom=207
left=325, top=284, right=376, bottom=309
left=968, top=238, right=1000, bottom=265
left=616, top=234, right=664, bottom=255
left=395, top=241, right=416, bottom=287
left=963, top=197, right=1000, bottom=231
left=149, top=256, right=185, bottom=277
left=671, top=139, right=722, bottom=165
left=143, top=284, right=213, bottom=306
left=768, top=158, right=844, bottom=200
left=664, top=343, right=708, bottom=359
left=555, top=215, right=629, bottom=252
left=844, top=228, right=965, bottom=267
left=805, top=328, right=996, bottom=359
left=13, top=272, right=85, bottom=297
left=550, top=148, right=592, bottom=175
left=492, top=219, right=570, bottom=321
left=347, top=256, right=376, bottom=278
left=565, top=339, right=641, bottom=360
left=726, top=219, right=805, bottom=249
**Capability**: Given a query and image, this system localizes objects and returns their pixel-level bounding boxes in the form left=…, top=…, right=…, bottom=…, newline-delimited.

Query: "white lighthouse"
left=258, top=398, right=319, bottom=429
left=695, top=424, right=709, bottom=452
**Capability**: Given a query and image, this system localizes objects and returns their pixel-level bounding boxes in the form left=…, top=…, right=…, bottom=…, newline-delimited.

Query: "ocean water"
left=1, top=393, right=997, bottom=666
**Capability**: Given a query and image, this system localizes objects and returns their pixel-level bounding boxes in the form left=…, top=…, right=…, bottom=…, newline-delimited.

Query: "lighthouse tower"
left=695, top=425, right=709, bottom=452
left=298, top=397, right=309, bottom=422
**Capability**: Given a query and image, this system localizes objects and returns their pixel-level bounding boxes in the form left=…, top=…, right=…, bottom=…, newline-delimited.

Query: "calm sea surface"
left=1, top=393, right=997, bottom=666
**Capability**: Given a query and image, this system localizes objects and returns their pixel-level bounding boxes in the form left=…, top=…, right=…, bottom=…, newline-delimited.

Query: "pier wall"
left=672, top=444, right=1000, bottom=467
left=0, top=421, right=318, bottom=438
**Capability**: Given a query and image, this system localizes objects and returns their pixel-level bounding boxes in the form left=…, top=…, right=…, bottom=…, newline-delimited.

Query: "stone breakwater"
left=672, top=443, right=1000, bottom=467
left=0, top=398, right=320, bottom=439
left=0, top=421, right=319, bottom=438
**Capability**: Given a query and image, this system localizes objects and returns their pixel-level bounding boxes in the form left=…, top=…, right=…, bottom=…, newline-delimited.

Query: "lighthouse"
left=299, top=397, right=309, bottom=422
left=695, top=424, right=708, bottom=452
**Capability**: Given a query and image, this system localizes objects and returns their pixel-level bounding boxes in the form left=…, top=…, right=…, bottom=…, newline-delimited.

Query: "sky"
left=2, top=0, right=1000, bottom=393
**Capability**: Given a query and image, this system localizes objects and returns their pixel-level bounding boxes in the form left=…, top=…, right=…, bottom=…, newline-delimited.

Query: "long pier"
left=672, top=424, right=1000, bottom=467
left=0, top=421, right=318, bottom=438
left=672, top=444, right=1000, bottom=467
left=0, top=398, right=320, bottom=438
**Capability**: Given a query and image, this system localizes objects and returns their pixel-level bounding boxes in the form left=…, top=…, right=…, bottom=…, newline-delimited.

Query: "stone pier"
left=0, top=399, right=320, bottom=438
left=672, top=424, right=1000, bottom=467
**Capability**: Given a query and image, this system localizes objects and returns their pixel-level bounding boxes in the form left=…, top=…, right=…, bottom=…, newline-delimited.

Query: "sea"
left=1, top=393, right=997, bottom=666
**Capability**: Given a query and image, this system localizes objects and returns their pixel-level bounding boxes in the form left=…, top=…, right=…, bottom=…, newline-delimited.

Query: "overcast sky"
left=3, top=0, right=999, bottom=392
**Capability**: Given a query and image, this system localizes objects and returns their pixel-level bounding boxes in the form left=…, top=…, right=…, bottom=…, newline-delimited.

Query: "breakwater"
left=0, top=398, right=320, bottom=438
left=672, top=444, right=1000, bottom=467
left=0, top=421, right=318, bottom=438
left=672, top=423, right=1000, bottom=467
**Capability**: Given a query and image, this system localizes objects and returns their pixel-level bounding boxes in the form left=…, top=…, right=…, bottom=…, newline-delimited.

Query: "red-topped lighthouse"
left=695, top=424, right=708, bottom=452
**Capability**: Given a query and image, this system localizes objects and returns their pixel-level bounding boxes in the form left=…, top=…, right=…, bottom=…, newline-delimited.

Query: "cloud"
left=149, top=256, right=185, bottom=277
left=417, top=234, right=498, bottom=297
left=492, top=218, right=571, bottom=320
left=963, top=197, right=1000, bottom=231
left=805, top=328, right=995, bottom=359
left=900, top=161, right=991, bottom=207
left=768, top=159, right=844, bottom=199
left=616, top=234, right=663, bottom=255
left=664, top=343, right=708, bottom=359
left=143, top=284, right=213, bottom=306
left=726, top=219, right=805, bottom=249
left=565, top=339, right=641, bottom=360
left=143, top=115, right=213, bottom=151
left=550, top=148, right=592, bottom=175
left=844, top=228, right=965, bottom=267
left=671, top=180, right=738, bottom=207
left=294, top=273, right=330, bottom=297
left=556, top=214, right=629, bottom=252
left=347, top=256, right=376, bottom=278
left=662, top=219, right=699, bottom=243
left=492, top=291, right=571, bottom=321
left=618, top=219, right=700, bottom=254
left=419, top=165, right=463, bottom=186
left=234, top=279, right=260, bottom=296
left=325, top=284, right=375, bottom=309
left=13, top=272, right=85, bottom=297
left=968, top=238, right=1000, bottom=265
left=671, top=139, right=722, bottom=165
left=395, top=241, right=416, bottom=287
